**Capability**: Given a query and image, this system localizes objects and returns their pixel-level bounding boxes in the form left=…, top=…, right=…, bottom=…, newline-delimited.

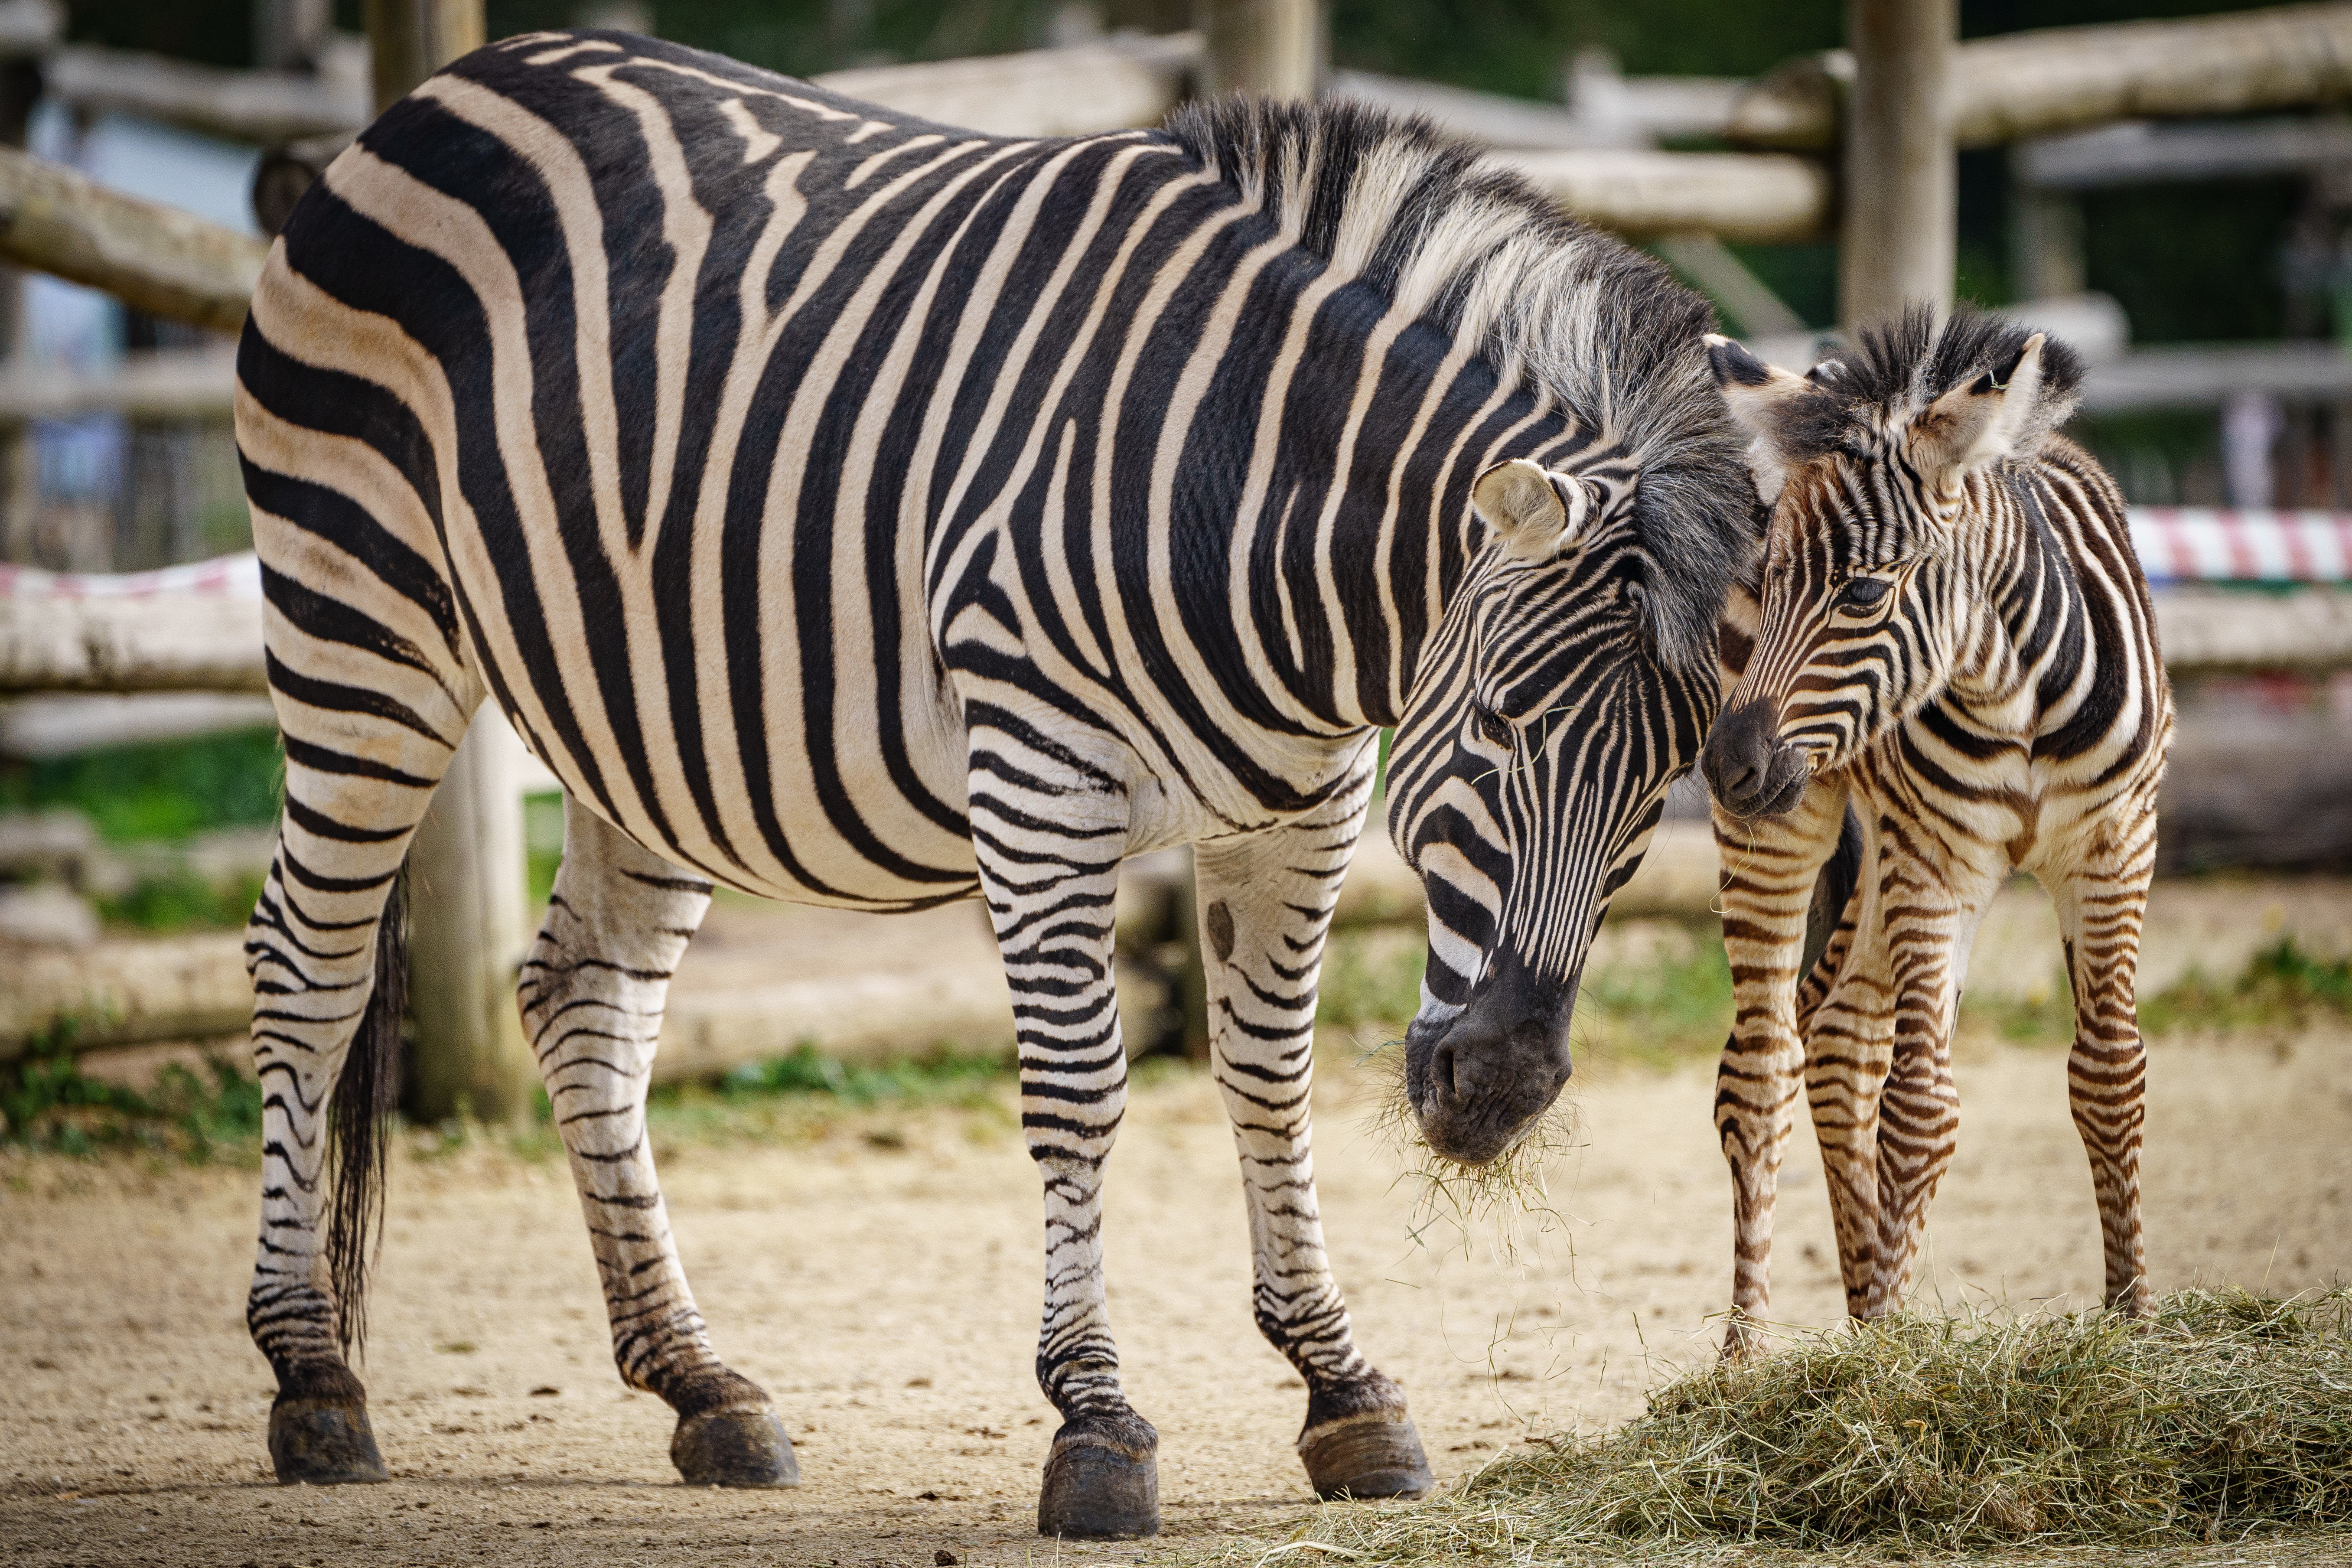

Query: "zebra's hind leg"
left=245, top=697, right=475, bottom=1484
left=2049, top=817, right=2158, bottom=1316
left=1194, top=783, right=1433, bottom=1502
left=519, top=798, right=797, bottom=1486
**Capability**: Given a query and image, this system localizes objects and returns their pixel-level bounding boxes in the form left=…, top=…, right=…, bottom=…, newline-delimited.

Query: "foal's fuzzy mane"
left=1161, top=96, right=1755, bottom=673
left=1786, top=304, right=2089, bottom=463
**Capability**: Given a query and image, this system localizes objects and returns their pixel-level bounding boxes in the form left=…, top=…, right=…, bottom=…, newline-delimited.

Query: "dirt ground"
left=3, top=1018, right=2349, bottom=1568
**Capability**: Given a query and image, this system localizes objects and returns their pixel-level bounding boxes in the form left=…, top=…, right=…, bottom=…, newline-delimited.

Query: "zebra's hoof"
left=267, top=1398, right=389, bottom=1485
left=671, top=1403, right=801, bottom=1487
left=1298, top=1412, right=1433, bottom=1500
left=1038, top=1413, right=1159, bottom=1539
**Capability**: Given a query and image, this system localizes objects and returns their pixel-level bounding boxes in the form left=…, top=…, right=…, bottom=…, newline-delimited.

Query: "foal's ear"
left=1704, top=333, right=1828, bottom=504
left=1472, top=458, right=1604, bottom=561
left=1911, top=332, right=2047, bottom=484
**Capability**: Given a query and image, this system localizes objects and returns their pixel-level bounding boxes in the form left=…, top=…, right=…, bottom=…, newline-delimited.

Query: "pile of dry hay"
left=1295, top=1290, right=2352, bottom=1561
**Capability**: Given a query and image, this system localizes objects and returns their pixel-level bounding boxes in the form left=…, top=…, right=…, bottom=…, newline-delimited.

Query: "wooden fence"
left=7, top=1, right=2352, bottom=1089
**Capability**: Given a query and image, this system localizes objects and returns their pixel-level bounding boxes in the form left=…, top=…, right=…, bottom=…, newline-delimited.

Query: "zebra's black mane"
left=1788, top=304, right=2088, bottom=463
left=1162, top=96, right=1755, bottom=675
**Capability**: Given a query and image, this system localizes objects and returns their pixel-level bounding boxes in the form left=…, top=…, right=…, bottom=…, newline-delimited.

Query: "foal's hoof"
left=1298, top=1412, right=1434, bottom=1500
left=671, top=1404, right=801, bottom=1487
left=1038, top=1413, right=1159, bottom=1539
left=268, top=1398, right=389, bottom=1485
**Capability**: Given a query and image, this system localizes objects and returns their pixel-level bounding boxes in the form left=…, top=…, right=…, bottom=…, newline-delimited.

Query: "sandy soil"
left=3, top=1023, right=2349, bottom=1568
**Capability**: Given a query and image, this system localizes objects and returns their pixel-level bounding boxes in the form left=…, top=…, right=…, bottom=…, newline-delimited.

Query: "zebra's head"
left=1383, top=440, right=1736, bottom=1167
left=1698, top=309, right=2085, bottom=817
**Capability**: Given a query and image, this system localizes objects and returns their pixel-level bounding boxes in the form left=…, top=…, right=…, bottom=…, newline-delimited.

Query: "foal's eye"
left=1837, top=576, right=1890, bottom=613
left=1474, top=706, right=1515, bottom=748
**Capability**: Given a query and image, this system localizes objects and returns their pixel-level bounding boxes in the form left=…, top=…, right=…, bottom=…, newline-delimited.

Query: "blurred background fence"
left=2, top=0, right=2350, bottom=1114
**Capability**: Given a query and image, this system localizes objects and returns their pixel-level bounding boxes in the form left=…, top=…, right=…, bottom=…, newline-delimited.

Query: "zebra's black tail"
left=1799, top=804, right=1865, bottom=984
left=327, top=863, right=407, bottom=1356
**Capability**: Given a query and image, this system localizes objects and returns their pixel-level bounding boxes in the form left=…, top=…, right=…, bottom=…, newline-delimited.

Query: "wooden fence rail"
left=12, top=577, right=2343, bottom=697
left=1728, top=0, right=2352, bottom=151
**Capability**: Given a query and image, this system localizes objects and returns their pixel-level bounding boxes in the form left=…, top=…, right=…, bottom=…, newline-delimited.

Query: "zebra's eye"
left=1474, top=706, right=1515, bottom=749
left=1837, top=576, right=1890, bottom=613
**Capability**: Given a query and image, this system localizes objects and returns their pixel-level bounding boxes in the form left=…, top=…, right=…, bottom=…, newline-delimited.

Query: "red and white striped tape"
left=0, top=551, right=262, bottom=600
left=2127, top=509, right=2352, bottom=583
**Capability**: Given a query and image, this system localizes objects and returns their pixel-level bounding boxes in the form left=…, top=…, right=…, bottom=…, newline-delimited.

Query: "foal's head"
left=1697, top=308, right=2085, bottom=817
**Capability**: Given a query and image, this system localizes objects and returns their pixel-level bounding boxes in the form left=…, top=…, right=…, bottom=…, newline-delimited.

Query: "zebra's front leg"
left=1710, top=786, right=1845, bottom=1357
left=1194, top=794, right=1434, bottom=1502
left=968, top=768, right=1156, bottom=1538
left=1859, top=846, right=1993, bottom=1318
left=519, top=798, right=796, bottom=1487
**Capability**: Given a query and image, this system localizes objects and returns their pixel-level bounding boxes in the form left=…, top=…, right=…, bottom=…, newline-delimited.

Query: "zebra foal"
left=232, top=29, right=1754, bottom=1534
left=1697, top=310, right=2174, bottom=1350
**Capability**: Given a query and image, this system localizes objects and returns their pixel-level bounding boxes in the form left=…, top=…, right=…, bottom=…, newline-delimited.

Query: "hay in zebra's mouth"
left=1354, top=1037, right=1580, bottom=1258
left=1273, top=1288, right=2352, bottom=1561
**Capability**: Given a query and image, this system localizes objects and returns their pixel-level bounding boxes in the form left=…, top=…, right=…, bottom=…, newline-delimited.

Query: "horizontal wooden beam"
left=2080, top=343, right=2352, bottom=413
left=2153, top=584, right=2352, bottom=673
left=1497, top=147, right=1834, bottom=243
left=0, top=146, right=267, bottom=333
left=0, top=591, right=267, bottom=692
left=811, top=32, right=1197, bottom=137
left=1728, top=1, right=2352, bottom=152
left=44, top=42, right=371, bottom=144
left=0, top=345, right=237, bottom=421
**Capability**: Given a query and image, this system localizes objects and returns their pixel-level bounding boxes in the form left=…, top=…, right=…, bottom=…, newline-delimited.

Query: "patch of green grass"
left=2141, top=941, right=2352, bottom=1038
left=1317, top=926, right=1428, bottom=1032
left=524, top=789, right=565, bottom=905
left=95, top=870, right=266, bottom=932
left=1572, top=924, right=1735, bottom=1069
left=640, top=1043, right=1018, bottom=1150
left=1971, top=940, right=2352, bottom=1046
left=0, top=1024, right=262, bottom=1162
left=0, top=727, right=282, bottom=843
left=1287, top=1290, right=2352, bottom=1562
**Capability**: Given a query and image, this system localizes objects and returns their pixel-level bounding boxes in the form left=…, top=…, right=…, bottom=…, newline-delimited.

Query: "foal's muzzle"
left=1702, top=698, right=1810, bottom=818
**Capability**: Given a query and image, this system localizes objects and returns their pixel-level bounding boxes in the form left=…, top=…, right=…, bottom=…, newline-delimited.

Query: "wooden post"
left=362, top=0, right=530, bottom=1123
left=2008, top=146, right=2085, bottom=303
left=402, top=705, right=539, bottom=1123
left=1198, top=0, right=1323, bottom=100
left=1840, top=0, right=1955, bottom=329
left=363, top=0, right=483, bottom=113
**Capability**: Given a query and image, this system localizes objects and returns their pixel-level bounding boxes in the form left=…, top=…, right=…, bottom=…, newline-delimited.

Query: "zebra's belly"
left=495, top=642, right=987, bottom=914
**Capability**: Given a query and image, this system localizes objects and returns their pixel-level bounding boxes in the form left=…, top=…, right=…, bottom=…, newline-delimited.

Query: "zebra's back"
left=238, top=31, right=1231, bottom=910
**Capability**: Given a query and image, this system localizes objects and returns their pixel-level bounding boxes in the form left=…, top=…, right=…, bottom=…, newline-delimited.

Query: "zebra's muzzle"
left=1701, top=699, right=1810, bottom=818
left=1403, top=952, right=1573, bottom=1166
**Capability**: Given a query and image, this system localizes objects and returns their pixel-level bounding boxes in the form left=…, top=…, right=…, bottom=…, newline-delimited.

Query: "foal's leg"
left=963, top=737, right=1155, bottom=1539
left=1805, top=886, right=1899, bottom=1320
left=2049, top=822, right=2158, bottom=1315
left=1710, top=784, right=1848, bottom=1357
left=245, top=686, right=476, bottom=1484
left=517, top=798, right=796, bottom=1485
left=1859, top=840, right=2001, bottom=1317
left=1192, top=776, right=1433, bottom=1500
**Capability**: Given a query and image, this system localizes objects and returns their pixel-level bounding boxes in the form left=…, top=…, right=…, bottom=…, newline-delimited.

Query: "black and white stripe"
left=1699, top=310, right=2173, bottom=1352
left=233, top=29, right=1752, bottom=1523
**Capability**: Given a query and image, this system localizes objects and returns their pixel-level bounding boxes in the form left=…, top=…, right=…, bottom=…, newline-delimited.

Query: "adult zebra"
left=236, top=29, right=1752, bottom=1535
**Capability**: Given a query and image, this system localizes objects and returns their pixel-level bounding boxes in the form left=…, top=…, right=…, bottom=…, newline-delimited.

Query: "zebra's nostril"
left=1431, top=1044, right=1459, bottom=1102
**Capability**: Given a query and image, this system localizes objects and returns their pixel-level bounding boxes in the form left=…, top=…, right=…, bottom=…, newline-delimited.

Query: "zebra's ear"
left=1472, top=458, right=1597, bottom=561
left=1912, top=333, right=2047, bottom=482
left=1704, top=333, right=1825, bottom=504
